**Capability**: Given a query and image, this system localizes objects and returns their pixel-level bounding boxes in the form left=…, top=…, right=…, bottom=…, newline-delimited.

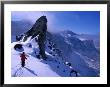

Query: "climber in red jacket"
left=20, top=52, right=27, bottom=67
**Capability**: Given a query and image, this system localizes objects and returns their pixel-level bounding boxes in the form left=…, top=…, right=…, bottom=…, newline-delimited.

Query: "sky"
left=11, top=11, right=100, bottom=34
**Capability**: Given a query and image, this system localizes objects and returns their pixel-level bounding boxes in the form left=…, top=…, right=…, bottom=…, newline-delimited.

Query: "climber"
left=20, top=52, right=27, bottom=67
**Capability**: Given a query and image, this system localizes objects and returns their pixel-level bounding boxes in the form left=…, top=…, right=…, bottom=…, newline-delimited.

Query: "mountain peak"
left=60, top=30, right=77, bottom=38
left=62, top=30, right=77, bottom=35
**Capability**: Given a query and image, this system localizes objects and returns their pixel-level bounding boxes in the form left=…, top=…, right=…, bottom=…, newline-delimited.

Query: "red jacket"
left=20, top=54, right=27, bottom=61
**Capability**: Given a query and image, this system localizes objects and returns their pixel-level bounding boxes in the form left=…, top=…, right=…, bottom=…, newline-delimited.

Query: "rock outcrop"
left=23, top=16, right=47, bottom=59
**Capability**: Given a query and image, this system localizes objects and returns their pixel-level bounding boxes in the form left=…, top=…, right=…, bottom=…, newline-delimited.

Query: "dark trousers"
left=21, top=61, right=25, bottom=67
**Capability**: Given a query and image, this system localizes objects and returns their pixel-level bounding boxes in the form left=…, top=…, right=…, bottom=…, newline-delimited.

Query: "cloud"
left=11, top=11, right=82, bottom=33
left=11, top=11, right=58, bottom=33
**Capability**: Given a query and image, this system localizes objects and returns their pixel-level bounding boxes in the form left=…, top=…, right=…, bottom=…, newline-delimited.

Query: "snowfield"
left=11, top=42, right=60, bottom=77
left=11, top=40, right=76, bottom=77
left=11, top=34, right=99, bottom=77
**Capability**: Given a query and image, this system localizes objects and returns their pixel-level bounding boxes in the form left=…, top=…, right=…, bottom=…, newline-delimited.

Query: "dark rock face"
left=14, top=44, right=24, bottom=52
left=23, top=16, right=47, bottom=42
left=23, top=16, right=47, bottom=59
left=14, top=44, right=22, bottom=50
left=26, top=43, right=32, bottom=48
left=16, top=34, right=24, bottom=41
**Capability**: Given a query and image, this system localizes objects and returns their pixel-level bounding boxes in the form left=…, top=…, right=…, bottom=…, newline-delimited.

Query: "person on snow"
left=20, top=52, right=27, bottom=67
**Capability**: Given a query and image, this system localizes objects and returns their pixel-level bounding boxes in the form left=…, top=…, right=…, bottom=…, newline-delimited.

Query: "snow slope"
left=11, top=35, right=99, bottom=77
left=11, top=40, right=77, bottom=77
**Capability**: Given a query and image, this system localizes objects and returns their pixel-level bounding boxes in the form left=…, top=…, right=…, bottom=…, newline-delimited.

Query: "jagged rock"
left=53, top=54, right=55, bottom=56
left=65, top=62, right=71, bottom=66
left=36, top=55, right=41, bottom=59
left=26, top=43, right=32, bottom=48
left=23, top=16, right=47, bottom=59
left=14, top=44, right=22, bottom=50
left=35, top=37, right=38, bottom=42
left=23, top=16, right=47, bottom=42
left=14, top=44, right=24, bottom=52
left=70, top=69, right=78, bottom=77
left=48, top=45, right=52, bottom=50
left=16, top=34, right=23, bottom=41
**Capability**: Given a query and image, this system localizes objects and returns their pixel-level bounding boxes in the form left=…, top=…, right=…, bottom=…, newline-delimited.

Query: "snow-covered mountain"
left=76, top=34, right=100, bottom=50
left=11, top=20, right=100, bottom=77
left=46, top=31, right=100, bottom=74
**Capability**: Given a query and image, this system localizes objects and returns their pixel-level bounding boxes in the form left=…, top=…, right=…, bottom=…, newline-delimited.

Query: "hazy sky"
left=12, top=11, right=100, bottom=34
